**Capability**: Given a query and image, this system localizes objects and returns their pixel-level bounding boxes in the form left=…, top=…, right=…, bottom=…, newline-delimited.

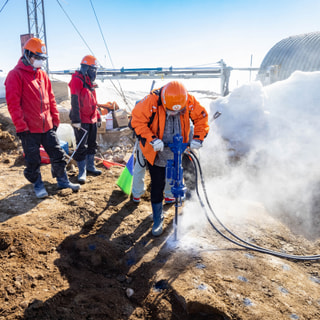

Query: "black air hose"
left=187, top=149, right=320, bottom=261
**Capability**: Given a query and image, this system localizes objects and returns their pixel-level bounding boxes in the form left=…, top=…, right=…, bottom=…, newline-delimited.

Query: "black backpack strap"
left=75, top=73, right=94, bottom=91
left=150, top=88, right=162, bottom=106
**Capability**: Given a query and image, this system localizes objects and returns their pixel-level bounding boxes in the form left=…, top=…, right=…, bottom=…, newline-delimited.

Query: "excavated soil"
left=0, top=102, right=320, bottom=320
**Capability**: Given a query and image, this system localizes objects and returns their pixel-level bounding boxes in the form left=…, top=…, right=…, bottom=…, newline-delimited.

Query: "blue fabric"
left=59, top=140, right=69, bottom=154
left=126, top=154, right=134, bottom=175
left=116, top=153, right=134, bottom=195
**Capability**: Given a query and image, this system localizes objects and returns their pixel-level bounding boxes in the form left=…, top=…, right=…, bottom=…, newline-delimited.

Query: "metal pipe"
left=66, top=127, right=88, bottom=166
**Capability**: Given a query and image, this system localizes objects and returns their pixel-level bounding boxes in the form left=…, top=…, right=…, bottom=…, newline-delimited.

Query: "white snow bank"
left=183, top=71, right=320, bottom=238
left=0, top=71, right=6, bottom=98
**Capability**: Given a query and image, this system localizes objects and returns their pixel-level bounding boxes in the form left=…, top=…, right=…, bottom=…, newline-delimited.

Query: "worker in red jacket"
left=68, top=55, right=102, bottom=184
left=130, top=81, right=209, bottom=236
left=5, top=37, right=80, bottom=198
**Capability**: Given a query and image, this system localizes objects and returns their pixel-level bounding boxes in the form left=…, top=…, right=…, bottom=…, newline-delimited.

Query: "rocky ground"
left=0, top=101, right=320, bottom=320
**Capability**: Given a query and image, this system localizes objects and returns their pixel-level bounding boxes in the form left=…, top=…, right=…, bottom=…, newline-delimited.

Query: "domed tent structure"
left=257, top=31, right=320, bottom=85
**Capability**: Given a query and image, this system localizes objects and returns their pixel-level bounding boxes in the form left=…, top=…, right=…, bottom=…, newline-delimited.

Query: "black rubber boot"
left=86, top=154, right=102, bottom=175
left=57, top=171, right=81, bottom=191
left=151, top=202, right=164, bottom=236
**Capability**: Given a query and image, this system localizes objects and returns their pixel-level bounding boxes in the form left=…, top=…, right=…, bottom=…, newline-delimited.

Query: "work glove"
left=97, top=120, right=102, bottom=128
left=53, top=125, right=58, bottom=132
left=190, top=139, right=202, bottom=150
left=17, top=130, right=30, bottom=138
left=150, top=138, right=164, bottom=152
left=72, top=123, right=81, bottom=130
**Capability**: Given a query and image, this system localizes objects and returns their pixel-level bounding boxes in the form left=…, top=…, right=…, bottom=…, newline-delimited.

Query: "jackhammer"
left=166, top=134, right=189, bottom=240
left=165, top=111, right=222, bottom=241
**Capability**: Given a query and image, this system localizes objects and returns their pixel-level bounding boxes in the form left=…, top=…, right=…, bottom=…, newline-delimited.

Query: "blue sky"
left=1, top=0, right=320, bottom=75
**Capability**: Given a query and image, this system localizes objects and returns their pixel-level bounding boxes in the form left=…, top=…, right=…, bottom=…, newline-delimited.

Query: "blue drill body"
left=166, top=134, right=188, bottom=201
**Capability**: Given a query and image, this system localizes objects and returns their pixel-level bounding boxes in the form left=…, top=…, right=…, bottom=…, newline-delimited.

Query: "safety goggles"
left=88, top=66, right=97, bottom=72
left=31, top=54, right=47, bottom=61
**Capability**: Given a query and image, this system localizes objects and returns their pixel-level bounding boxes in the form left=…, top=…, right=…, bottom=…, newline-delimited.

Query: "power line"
left=89, top=0, right=114, bottom=68
left=56, top=0, right=96, bottom=58
left=0, top=0, right=10, bottom=14
left=55, top=0, right=131, bottom=110
left=89, top=0, right=130, bottom=110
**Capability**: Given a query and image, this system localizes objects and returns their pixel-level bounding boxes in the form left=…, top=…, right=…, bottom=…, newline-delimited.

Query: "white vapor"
left=180, top=71, right=320, bottom=239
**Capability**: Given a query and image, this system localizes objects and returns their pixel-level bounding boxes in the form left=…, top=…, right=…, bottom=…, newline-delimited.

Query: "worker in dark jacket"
left=69, top=55, right=102, bottom=184
left=5, top=37, right=80, bottom=198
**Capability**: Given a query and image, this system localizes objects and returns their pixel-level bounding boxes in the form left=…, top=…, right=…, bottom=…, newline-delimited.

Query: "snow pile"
left=209, top=81, right=268, bottom=156
left=182, top=71, right=320, bottom=238
left=0, top=71, right=6, bottom=98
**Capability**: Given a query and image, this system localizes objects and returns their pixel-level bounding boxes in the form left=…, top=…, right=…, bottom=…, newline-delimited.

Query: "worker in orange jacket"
left=130, top=81, right=209, bottom=236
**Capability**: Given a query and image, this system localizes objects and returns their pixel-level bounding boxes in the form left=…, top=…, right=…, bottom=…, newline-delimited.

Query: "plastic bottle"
left=56, top=123, right=76, bottom=148
left=106, top=111, right=113, bottom=130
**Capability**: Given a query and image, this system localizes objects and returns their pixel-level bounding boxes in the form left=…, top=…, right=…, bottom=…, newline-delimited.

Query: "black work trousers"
left=147, top=153, right=196, bottom=204
left=72, top=123, right=98, bottom=162
left=147, top=162, right=166, bottom=204
left=20, top=129, right=66, bottom=183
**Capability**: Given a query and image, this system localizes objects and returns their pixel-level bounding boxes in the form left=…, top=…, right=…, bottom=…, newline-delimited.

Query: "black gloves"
left=53, top=126, right=58, bottom=131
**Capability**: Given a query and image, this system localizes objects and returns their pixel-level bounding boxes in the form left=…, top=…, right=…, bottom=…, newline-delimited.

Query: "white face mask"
left=166, top=106, right=185, bottom=116
left=33, top=59, right=44, bottom=69
left=166, top=110, right=180, bottom=116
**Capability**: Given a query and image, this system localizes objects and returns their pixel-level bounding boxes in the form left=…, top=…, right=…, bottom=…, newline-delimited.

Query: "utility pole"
left=25, top=0, right=49, bottom=74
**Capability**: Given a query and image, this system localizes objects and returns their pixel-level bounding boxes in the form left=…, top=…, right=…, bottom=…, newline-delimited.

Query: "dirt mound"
left=0, top=127, right=18, bottom=152
left=0, top=102, right=319, bottom=320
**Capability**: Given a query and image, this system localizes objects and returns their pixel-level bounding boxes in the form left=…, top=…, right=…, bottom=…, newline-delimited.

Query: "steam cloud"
left=182, top=71, right=320, bottom=239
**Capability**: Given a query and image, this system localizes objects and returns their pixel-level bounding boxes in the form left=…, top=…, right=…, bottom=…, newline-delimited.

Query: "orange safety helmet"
left=81, top=55, right=98, bottom=68
left=23, top=37, right=47, bottom=58
left=161, top=81, right=188, bottom=111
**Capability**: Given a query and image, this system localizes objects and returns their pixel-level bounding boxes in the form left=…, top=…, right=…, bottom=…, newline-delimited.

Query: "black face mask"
left=87, top=67, right=97, bottom=82
left=80, top=64, right=89, bottom=75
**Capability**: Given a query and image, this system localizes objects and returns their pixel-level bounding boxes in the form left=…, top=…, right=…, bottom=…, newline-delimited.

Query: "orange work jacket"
left=130, top=89, right=209, bottom=165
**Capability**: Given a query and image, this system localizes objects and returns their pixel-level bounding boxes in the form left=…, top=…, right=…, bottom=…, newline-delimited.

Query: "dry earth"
left=0, top=101, right=320, bottom=320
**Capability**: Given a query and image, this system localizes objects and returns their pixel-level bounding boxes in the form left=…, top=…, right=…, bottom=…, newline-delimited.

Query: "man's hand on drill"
left=150, top=138, right=164, bottom=152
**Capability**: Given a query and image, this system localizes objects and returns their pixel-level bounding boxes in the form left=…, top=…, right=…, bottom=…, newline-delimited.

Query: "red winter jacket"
left=68, top=71, right=100, bottom=124
left=5, top=58, right=59, bottom=133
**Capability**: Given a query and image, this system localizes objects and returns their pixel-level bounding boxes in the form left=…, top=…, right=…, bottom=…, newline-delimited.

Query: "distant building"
left=257, top=31, right=320, bottom=85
